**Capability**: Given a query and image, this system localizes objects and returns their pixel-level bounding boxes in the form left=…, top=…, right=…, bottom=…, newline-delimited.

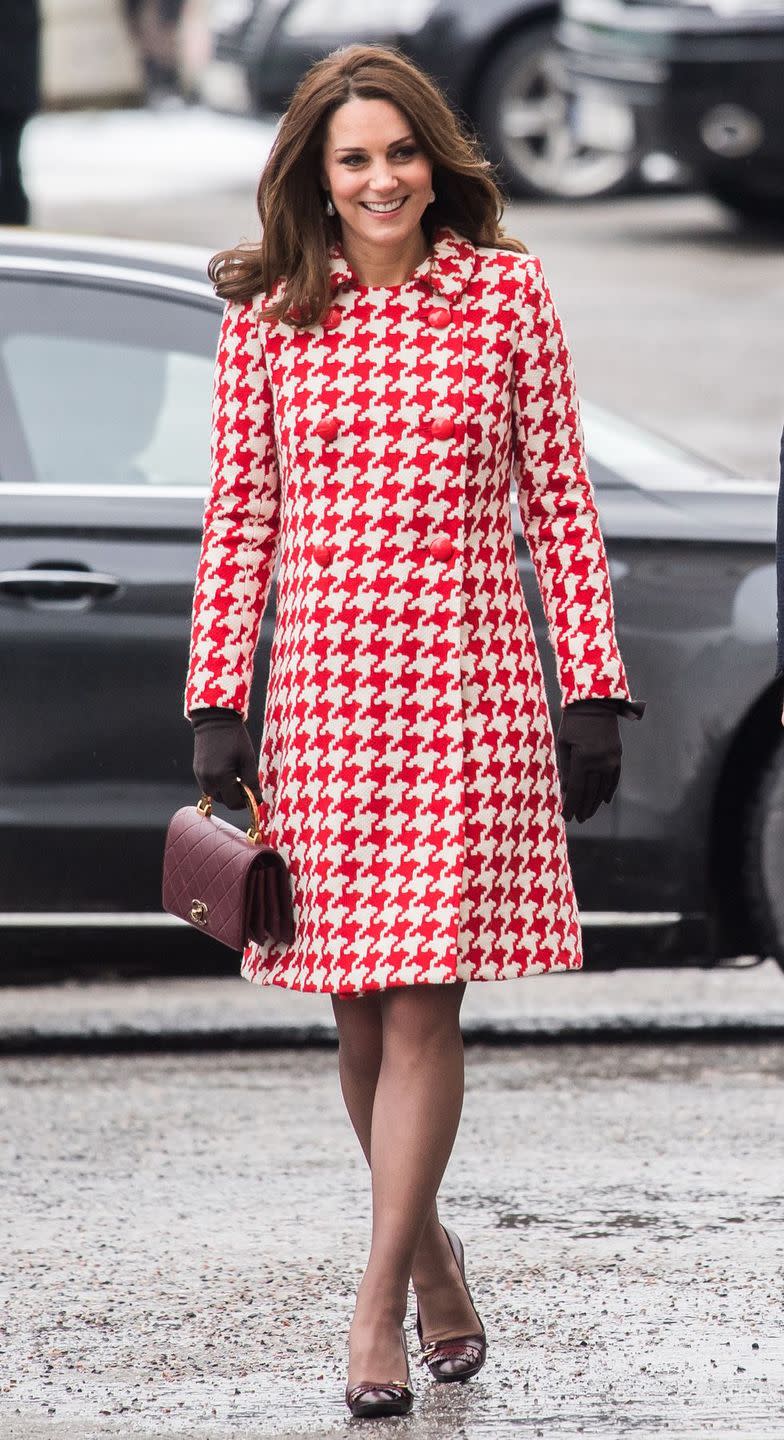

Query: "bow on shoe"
left=346, top=1382, right=414, bottom=1401
left=420, top=1336, right=485, bottom=1364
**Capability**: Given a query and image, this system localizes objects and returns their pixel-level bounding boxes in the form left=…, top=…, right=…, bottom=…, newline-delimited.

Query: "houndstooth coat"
left=184, top=227, right=634, bottom=994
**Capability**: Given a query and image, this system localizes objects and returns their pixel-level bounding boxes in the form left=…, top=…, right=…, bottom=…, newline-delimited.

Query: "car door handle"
left=0, top=569, right=120, bottom=599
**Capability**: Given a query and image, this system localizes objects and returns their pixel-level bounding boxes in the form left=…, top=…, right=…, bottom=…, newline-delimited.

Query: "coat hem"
left=240, top=955, right=583, bottom=996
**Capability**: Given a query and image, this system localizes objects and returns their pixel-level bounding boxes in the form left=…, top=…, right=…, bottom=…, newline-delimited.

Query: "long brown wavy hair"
left=208, top=44, right=526, bottom=328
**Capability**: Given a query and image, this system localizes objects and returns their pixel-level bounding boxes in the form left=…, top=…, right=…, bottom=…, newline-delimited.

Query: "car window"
left=581, top=400, right=738, bottom=491
left=0, top=276, right=220, bottom=490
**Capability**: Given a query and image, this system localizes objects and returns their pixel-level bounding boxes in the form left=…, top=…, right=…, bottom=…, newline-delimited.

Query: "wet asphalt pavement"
left=2, top=1036, right=782, bottom=1439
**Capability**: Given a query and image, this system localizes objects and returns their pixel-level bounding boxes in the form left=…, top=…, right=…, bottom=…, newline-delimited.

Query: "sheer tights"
left=331, top=983, right=482, bottom=1388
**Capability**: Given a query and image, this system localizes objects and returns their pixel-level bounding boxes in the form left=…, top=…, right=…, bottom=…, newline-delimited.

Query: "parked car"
left=556, top=0, right=784, bottom=223
left=202, top=0, right=641, bottom=199
left=0, top=232, right=781, bottom=972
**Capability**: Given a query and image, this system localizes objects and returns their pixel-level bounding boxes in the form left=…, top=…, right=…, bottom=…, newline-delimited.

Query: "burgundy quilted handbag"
left=162, top=784, right=295, bottom=951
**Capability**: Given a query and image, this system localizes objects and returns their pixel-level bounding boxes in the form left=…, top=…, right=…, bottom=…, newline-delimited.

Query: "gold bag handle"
left=197, top=779, right=263, bottom=845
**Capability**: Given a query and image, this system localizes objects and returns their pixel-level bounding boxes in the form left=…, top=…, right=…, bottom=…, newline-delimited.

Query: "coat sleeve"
left=511, top=256, right=633, bottom=707
left=184, top=299, right=281, bottom=720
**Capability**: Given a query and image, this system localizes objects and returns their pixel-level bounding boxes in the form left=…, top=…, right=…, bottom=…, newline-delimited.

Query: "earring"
left=428, top=188, right=435, bottom=204
left=325, top=195, right=335, bottom=216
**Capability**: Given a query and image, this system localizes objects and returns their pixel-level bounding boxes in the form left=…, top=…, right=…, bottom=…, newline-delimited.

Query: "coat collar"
left=256, top=227, right=477, bottom=316
left=328, top=226, right=477, bottom=301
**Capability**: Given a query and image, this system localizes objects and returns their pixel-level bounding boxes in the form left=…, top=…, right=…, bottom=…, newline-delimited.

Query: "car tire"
left=474, top=23, right=638, bottom=201
left=744, top=737, right=784, bottom=969
left=704, top=172, right=784, bottom=227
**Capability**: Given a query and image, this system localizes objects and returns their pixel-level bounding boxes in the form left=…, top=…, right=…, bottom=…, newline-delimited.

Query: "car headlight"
left=280, top=0, right=438, bottom=37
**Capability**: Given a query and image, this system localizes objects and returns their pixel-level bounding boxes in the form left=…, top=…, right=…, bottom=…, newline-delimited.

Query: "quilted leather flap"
left=162, top=806, right=259, bottom=950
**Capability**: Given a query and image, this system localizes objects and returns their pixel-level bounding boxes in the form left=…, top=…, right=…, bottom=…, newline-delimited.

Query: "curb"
left=3, top=1013, right=784, bottom=1055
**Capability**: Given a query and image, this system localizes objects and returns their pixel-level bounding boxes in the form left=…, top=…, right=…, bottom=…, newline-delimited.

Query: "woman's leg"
left=331, top=992, right=383, bottom=1167
left=331, top=996, right=452, bottom=1267
left=330, top=993, right=460, bottom=1277
left=337, top=982, right=480, bottom=1385
left=331, top=989, right=483, bottom=1369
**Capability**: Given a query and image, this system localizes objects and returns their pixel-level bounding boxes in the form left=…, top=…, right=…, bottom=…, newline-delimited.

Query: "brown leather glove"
left=556, top=698, right=645, bottom=823
left=189, top=706, right=261, bottom=811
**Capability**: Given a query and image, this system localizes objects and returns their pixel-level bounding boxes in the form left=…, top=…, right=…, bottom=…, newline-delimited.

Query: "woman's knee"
left=380, top=981, right=466, bottom=1054
left=332, top=993, right=383, bottom=1073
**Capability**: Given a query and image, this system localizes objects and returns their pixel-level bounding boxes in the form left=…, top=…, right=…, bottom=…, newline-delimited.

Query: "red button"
left=314, top=545, right=334, bottom=567
left=430, top=416, right=455, bottom=440
left=322, top=306, right=342, bottom=330
left=427, top=306, right=451, bottom=329
left=429, top=537, right=454, bottom=561
left=315, top=417, right=339, bottom=441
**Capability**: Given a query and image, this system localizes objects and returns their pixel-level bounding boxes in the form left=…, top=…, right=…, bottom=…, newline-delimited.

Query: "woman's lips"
left=359, top=196, right=409, bottom=215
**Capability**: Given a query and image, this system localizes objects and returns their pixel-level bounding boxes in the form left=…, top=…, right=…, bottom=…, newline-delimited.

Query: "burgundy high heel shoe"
left=345, top=1325, right=415, bottom=1419
left=416, top=1226, right=487, bottom=1382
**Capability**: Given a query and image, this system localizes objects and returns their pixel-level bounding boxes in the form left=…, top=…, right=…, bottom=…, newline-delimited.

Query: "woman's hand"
left=556, top=701, right=623, bottom=823
left=189, top=707, right=262, bottom=810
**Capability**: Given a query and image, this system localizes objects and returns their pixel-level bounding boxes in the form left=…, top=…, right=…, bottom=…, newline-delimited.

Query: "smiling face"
left=321, top=97, right=434, bottom=259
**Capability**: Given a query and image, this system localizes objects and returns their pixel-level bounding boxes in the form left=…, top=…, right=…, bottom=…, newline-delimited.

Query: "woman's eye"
left=338, top=146, right=418, bottom=166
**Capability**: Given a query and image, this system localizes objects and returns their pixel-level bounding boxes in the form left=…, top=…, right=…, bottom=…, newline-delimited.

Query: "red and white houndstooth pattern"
left=185, top=228, right=633, bottom=994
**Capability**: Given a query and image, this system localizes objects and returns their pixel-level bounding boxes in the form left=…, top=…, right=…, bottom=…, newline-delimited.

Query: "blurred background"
left=6, top=0, right=784, bottom=476
left=15, top=0, right=784, bottom=212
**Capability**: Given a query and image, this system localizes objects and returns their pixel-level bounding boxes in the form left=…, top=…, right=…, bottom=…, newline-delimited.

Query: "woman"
left=184, top=44, right=644, bottom=1419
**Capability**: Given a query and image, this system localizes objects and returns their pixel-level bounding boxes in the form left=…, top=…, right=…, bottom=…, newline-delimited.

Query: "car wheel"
left=704, top=172, right=784, bottom=227
left=474, top=24, right=637, bottom=201
left=744, top=738, right=784, bottom=968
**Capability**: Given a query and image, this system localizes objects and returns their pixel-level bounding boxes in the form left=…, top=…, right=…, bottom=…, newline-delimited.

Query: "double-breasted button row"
left=313, top=539, right=455, bottom=567
left=314, top=415, right=456, bottom=442
left=322, top=305, right=453, bottom=331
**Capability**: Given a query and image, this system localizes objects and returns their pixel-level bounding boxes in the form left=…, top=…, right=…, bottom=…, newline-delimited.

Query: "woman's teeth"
left=361, top=198, right=407, bottom=213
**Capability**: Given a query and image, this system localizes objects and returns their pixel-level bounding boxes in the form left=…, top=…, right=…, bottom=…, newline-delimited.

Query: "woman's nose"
left=367, top=164, right=397, bottom=192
